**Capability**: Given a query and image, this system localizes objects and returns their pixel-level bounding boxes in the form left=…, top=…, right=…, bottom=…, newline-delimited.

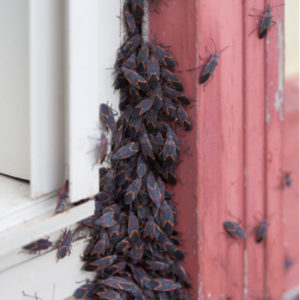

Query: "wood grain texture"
left=149, top=1, right=199, bottom=298
left=283, top=77, right=299, bottom=292
left=264, top=0, right=285, bottom=298
left=149, top=1, right=284, bottom=299
left=243, top=1, right=265, bottom=298
left=196, top=1, right=245, bottom=299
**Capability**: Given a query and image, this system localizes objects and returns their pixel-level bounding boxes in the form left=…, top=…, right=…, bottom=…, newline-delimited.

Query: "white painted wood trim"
left=0, top=239, right=94, bottom=300
left=98, top=0, right=122, bottom=113
left=29, top=0, right=66, bottom=199
left=0, top=199, right=94, bottom=257
left=284, top=286, right=299, bottom=300
left=0, top=0, right=30, bottom=180
left=66, top=0, right=99, bottom=203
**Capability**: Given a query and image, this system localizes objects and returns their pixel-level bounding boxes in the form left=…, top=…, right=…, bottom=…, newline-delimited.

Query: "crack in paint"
left=243, top=249, right=248, bottom=300
left=274, top=21, right=284, bottom=121
left=265, top=35, right=272, bottom=123
left=266, top=93, right=271, bottom=123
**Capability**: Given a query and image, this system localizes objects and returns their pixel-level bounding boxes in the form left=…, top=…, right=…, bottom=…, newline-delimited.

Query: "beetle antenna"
left=251, top=7, right=264, bottom=14
left=209, top=36, right=217, bottom=53
left=271, top=3, right=285, bottom=9
left=219, top=45, right=230, bottom=56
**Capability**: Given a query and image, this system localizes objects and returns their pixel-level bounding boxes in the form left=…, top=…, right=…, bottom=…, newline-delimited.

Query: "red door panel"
left=149, top=1, right=286, bottom=299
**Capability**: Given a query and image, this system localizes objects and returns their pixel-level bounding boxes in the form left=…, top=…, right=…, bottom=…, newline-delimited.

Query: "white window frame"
left=0, top=0, right=124, bottom=297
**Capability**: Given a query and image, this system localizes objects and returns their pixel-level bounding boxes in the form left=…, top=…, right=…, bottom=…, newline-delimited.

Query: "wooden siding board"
left=149, top=1, right=285, bottom=298
left=149, top=1, right=199, bottom=298
left=265, top=1, right=285, bottom=298
left=283, top=77, right=299, bottom=292
left=244, top=0, right=266, bottom=298
left=67, top=0, right=100, bottom=202
left=196, top=1, right=245, bottom=299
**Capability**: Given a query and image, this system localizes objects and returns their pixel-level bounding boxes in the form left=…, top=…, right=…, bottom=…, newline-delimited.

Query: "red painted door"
left=149, top=1, right=286, bottom=299
left=283, top=77, right=299, bottom=295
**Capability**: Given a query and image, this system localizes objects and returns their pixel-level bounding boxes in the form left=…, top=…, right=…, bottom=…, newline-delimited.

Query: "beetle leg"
left=163, top=0, right=169, bottom=7
left=176, top=63, right=204, bottom=73
left=251, top=7, right=264, bottom=14
left=205, top=45, right=212, bottom=56
left=202, top=74, right=214, bottom=91
left=248, top=26, right=257, bottom=37
left=248, top=13, right=264, bottom=18
left=199, top=54, right=205, bottom=61
left=228, top=210, right=243, bottom=225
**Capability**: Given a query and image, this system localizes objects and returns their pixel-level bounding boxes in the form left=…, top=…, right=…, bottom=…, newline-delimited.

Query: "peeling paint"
left=274, top=21, right=285, bottom=121
left=244, top=168, right=247, bottom=187
left=198, top=281, right=204, bottom=299
left=266, top=94, right=271, bottom=123
left=143, top=0, right=149, bottom=42
left=243, top=249, right=248, bottom=300
left=213, top=294, right=226, bottom=300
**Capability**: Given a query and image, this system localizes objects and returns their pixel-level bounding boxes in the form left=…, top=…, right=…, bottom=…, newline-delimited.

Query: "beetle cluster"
left=75, top=0, right=191, bottom=299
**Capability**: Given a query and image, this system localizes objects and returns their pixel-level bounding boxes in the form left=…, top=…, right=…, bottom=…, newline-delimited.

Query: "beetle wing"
left=128, top=264, right=152, bottom=288
left=106, top=262, right=127, bottom=275
left=128, top=211, right=139, bottom=243
left=74, top=282, right=97, bottom=299
left=124, top=177, right=142, bottom=204
left=152, top=85, right=163, bottom=110
left=143, top=217, right=159, bottom=242
left=95, top=211, right=118, bottom=228
left=145, top=278, right=182, bottom=292
left=116, top=237, right=131, bottom=255
left=130, top=237, right=145, bottom=261
left=121, top=66, right=149, bottom=93
left=124, top=4, right=138, bottom=36
left=98, top=276, right=143, bottom=299
left=136, top=154, right=148, bottom=178
left=100, top=104, right=116, bottom=131
left=147, top=55, right=160, bottom=88
left=112, top=142, right=140, bottom=160
left=161, top=132, right=177, bottom=166
left=150, top=44, right=176, bottom=69
left=177, top=104, right=193, bottom=131
left=162, top=69, right=184, bottom=91
left=121, top=34, right=142, bottom=54
left=137, top=44, right=149, bottom=75
left=140, top=132, right=156, bottom=164
left=160, top=200, right=174, bottom=235
left=107, top=223, right=120, bottom=244
left=147, top=172, right=162, bottom=208
left=132, top=98, right=154, bottom=117
left=130, top=0, right=144, bottom=21
left=163, top=97, right=177, bottom=120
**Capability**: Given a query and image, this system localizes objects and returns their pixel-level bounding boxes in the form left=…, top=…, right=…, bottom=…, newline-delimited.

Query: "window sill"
left=0, top=174, right=95, bottom=257
left=0, top=174, right=57, bottom=232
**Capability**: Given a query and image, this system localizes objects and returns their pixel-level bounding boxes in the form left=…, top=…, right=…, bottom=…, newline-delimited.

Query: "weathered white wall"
left=0, top=0, right=30, bottom=180
left=0, top=0, right=123, bottom=299
left=285, top=0, right=299, bottom=78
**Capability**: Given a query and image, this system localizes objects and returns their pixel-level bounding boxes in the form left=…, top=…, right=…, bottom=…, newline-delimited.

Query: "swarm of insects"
left=75, top=0, right=192, bottom=299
